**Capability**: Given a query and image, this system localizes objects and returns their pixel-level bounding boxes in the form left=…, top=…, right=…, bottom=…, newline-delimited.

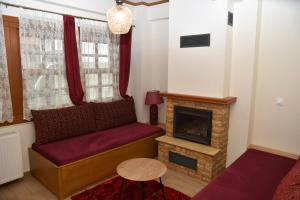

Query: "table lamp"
left=145, top=90, right=164, bottom=125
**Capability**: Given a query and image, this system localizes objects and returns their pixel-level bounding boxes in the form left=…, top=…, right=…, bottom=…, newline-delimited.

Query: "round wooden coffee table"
left=117, top=158, right=167, bottom=200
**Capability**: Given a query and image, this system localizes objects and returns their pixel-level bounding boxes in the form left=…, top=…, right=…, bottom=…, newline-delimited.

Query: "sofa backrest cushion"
left=272, top=157, right=300, bottom=200
left=93, top=98, right=137, bottom=131
left=32, top=103, right=96, bottom=145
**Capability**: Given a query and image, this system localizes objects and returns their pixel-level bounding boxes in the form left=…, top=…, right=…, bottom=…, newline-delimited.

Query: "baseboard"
left=248, top=144, right=298, bottom=160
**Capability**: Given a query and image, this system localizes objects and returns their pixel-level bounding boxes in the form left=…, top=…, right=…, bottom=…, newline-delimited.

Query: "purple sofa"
left=29, top=98, right=165, bottom=200
left=32, top=122, right=162, bottom=166
left=192, top=149, right=296, bottom=200
left=31, top=98, right=164, bottom=166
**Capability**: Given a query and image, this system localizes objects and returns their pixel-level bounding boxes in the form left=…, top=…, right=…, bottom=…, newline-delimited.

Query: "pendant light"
left=107, top=0, right=133, bottom=34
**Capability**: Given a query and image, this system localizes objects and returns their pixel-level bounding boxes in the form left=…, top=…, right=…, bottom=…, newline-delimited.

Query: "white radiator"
left=0, top=132, right=24, bottom=185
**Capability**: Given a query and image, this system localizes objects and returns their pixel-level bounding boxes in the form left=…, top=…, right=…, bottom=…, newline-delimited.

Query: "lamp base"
left=149, top=104, right=158, bottom=125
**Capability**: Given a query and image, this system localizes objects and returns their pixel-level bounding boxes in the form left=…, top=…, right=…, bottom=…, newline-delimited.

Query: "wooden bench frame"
left=29, top=132, right=163, bottom=200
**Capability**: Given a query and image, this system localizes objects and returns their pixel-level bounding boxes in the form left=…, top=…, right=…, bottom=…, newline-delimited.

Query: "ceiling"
left=128, top=0, right=161, bottom=3
left=124, top=0, right=169, bottom=6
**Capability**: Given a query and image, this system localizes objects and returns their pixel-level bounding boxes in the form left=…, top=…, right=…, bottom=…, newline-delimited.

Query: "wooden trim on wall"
left=124, top=0, right=169, bottom=6
left=3, top=15, right=19, bottom=25
left=0, top=120, right=31, bottom=128
left=248, top=144, right=298, bottom=160
left=160, top=92, right=237, bottom=105
left=2, top=15, right=25, bottom=126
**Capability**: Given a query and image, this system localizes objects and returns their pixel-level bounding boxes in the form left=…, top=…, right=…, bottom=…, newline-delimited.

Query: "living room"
left=0, top=0, right=299, bottom=200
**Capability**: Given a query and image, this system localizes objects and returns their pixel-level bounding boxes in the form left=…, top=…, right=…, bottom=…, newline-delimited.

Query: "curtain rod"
left=0, top=1, right=136, bottom=27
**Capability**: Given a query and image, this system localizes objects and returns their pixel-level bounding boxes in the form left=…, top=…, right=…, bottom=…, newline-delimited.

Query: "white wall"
left=131, top=3, right=169, bottom=123
left=250, top=0, right=300, bottom=155
left=228, top=0, right=300, bottom=164
left=149, top=4, right=169, bottom=123
left=1, top=0, right=112, bottom=20
left=227, top=0, right=261, bottom=165
left=168, top=0, right=232, bottom=98
left=151, top=19, right=168, bottom=123
left=130, top=5, right=153, bottom=123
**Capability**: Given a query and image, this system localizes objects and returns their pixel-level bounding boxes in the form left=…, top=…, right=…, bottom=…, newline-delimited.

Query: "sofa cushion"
left=32, top=103, right=96, bottom=145
left=32, top=122, right=163, bottom=166
left=93, top=98, right=137, bottom=131
left=192, top=149, right=296, bottom=200
left=273, top=157, right=300, bottom=200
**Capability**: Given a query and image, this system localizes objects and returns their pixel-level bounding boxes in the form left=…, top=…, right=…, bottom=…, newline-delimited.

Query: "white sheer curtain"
left=76, top=19, right=120, bottom=102
left=0, top=11, right=13, bottom=123
left=20, top=10, right=72, bottom=120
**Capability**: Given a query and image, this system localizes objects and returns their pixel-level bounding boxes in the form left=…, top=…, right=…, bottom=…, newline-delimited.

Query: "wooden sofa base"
left=29, top=132, right=163, bottom=200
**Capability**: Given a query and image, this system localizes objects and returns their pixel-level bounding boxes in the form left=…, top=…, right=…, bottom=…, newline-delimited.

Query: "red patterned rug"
left=72, top=176, right=190, bottom=200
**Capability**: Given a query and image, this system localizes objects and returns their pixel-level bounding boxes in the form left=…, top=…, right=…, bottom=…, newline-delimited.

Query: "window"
left=19, top=11, right=71, bottom=120
left=77, top=19, right=120, bottom=102
left=1, top=14, right=122, bottom=126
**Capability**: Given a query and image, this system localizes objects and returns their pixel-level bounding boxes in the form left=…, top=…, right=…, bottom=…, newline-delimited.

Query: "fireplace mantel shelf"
left=156, top=135, right=220, bottom=156
left=160, top=92, right=237, bottom=105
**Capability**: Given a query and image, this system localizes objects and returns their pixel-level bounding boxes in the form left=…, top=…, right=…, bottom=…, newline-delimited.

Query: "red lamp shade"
left=145, top=90, right=164, bottom=105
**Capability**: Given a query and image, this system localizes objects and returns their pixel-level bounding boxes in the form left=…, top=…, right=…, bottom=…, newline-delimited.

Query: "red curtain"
left=119, top=27, right=132, bottom=99
left=63, top=16, right=84, bottom=105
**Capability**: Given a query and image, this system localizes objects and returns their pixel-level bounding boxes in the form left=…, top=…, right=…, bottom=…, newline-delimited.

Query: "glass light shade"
left=107, top=5, right=133, bottom=34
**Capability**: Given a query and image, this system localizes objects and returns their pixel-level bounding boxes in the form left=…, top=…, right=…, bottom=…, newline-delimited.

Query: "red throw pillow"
left=93, top=98, right=137, bottom=131
left=32, top=103, right=96, bottom=145
left=273, top=157, right=300, bottom=200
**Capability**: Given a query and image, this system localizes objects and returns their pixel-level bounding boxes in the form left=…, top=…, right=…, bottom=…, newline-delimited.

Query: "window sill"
left=0, top=119, right=32, bottom=128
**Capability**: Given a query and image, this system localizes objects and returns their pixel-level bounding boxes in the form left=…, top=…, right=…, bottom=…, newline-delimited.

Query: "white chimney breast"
left=168, top=0, right=234, bottom=98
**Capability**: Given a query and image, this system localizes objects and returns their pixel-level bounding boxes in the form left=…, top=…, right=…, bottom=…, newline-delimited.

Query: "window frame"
left=0, top=15, right=70, bottom=126
left=0, top=16, right=120, bottom=127
left=0, top=15, right=28, bottom=127
left=79, top=38, right=116, bottom=102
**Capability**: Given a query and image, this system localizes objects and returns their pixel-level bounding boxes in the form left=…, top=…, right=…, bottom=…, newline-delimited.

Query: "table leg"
left=119, top=178, right=125, bottom=200
left=159, top=177, right=166, bottom=200
left=138, top=182, right=145, bottom=200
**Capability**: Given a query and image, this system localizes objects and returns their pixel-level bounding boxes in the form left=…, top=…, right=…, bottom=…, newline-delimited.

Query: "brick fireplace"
left=156, top=93, right=236, bottom=182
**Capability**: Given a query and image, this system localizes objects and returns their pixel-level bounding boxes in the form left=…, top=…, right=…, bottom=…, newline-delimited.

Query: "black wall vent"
left=180, top=34, right=210, bottom=48
left=228, top=11, right=233, bottom=26
left=169, top=151, right=197, bottom=170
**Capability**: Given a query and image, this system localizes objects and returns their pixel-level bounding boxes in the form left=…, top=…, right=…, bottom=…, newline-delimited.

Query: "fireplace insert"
left=173, top=106, right=212, bottom=145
